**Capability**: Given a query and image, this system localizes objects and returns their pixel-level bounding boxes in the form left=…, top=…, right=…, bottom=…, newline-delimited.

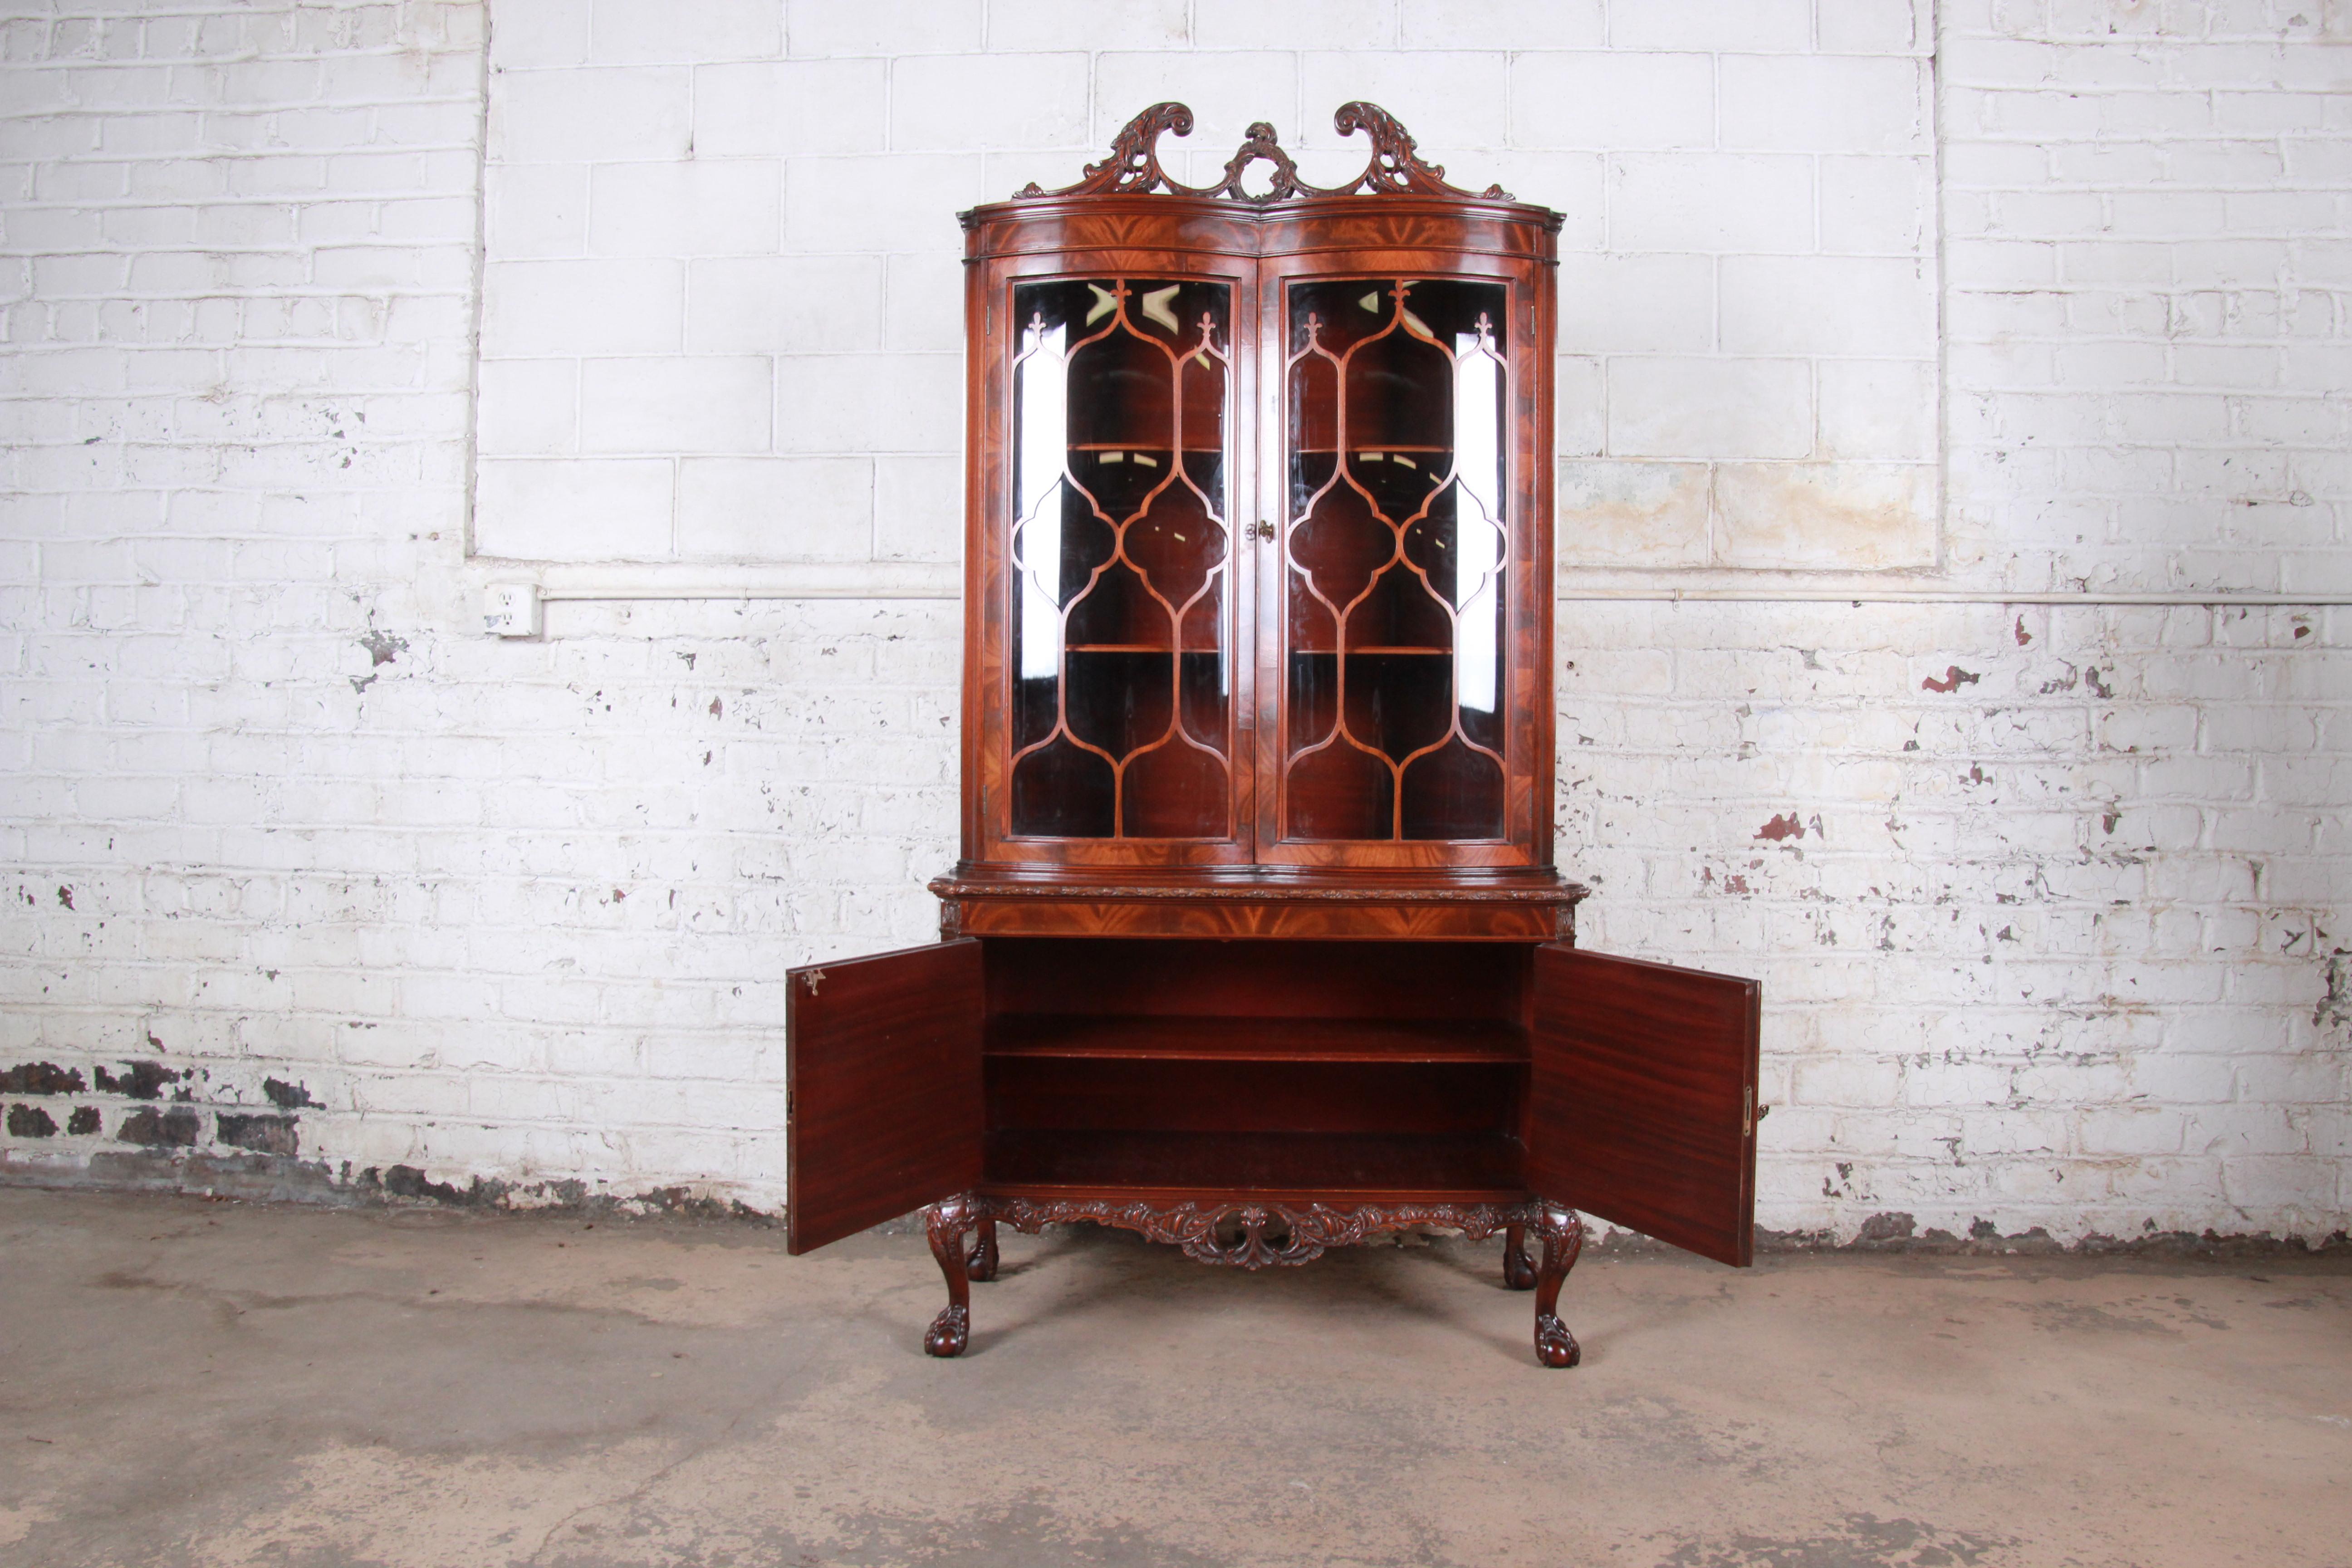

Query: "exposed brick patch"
left=7, top=1105, right=59, bottom=1139
left=92, top=1063, right=181, bottom=1102
left=117, top=1108, right=201, bottom=1149
left=215, top=1114, right=299, bottom=1157
left=0, top=1064, right=86, bottom=1096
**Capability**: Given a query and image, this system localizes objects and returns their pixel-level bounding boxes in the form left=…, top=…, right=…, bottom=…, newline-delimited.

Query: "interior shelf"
left=1064, top=644, right=1225, bottom=654
left=986, top=1013, right=1529, bottom=1063
left=982, top=1129, right=1527, bottom=1196
left=1285, top=646, right=1453, bottom=657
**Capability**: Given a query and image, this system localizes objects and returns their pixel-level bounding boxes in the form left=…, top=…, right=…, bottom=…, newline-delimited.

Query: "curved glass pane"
left=1007, top=278, right=1232, bottom=839
left=1282, top=278, right=1508, bottom=842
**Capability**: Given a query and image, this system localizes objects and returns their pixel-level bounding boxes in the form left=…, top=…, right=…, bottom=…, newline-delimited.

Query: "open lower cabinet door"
left=785, top=939, right=984, bottom=1254
left=1527, top=946, right=1762, bottom=1267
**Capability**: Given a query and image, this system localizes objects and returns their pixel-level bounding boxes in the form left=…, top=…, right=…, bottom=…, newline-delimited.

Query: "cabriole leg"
left=923, top=1196, right=976, bottom=1357
left=1531, top=1204, right=1585, bottom=1368
left=967, top=1217, right=1000, bottom=1282
left=1502, top=1222, right=1536, bottom=1289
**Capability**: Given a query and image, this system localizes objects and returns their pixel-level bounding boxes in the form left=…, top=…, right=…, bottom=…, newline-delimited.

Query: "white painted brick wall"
left=1562, top=598, right=2349, bottom=1239
left=1, top=0, right=2345, bottom=1243
left=1942, top=0, right=2352, bottom=596
left=471, top=1, right=1942, bottom=574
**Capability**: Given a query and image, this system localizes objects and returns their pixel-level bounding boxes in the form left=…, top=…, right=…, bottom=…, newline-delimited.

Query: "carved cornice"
left=1015, top=101, right=1512, bottom=205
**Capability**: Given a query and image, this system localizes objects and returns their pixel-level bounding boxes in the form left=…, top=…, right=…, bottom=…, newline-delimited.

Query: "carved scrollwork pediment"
left=1014, top=101, right=1512, bottom=205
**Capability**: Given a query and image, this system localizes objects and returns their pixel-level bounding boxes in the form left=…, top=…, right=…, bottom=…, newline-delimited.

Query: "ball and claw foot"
left=966, top=1220, right=1000, bottom=1283
left=923, top=1196, right=978, bottom=1357
left=1534, top=1311, right=1581, bottom=1368
left=1502, top=1225, right=1537, bottom=1290
left=1529, top=1204, right=1584, bottom=1368
left=924, top=1304, right=970, bottom=1357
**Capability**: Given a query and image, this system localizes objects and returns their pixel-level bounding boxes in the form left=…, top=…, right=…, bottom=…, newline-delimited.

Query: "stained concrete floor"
left=2, top=1189, right=2348, bottom=1568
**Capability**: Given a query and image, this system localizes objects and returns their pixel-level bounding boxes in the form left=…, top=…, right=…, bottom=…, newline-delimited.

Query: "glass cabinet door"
left=1279, top=278, right=1511, bottom=844
left=1005, top=277, right=1235, bottom=842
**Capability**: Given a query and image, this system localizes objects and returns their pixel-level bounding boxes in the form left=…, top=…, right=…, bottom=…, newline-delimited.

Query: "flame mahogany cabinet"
left=785, top=105, right=1762, bottom=1367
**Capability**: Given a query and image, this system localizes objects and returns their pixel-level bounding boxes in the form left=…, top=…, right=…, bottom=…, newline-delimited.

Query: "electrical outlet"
left=482, top=583, right=540, bottom=638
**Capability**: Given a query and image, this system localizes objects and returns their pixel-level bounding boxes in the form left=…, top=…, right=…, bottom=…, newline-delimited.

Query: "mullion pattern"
left=1284, top=279, right=1509, bottom=842
left=1008, top=278, right=1232, bottom=839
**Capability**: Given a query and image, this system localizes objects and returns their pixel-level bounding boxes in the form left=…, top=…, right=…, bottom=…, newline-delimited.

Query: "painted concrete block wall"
left=471, top=0, right=1942, bottom=573
left=1941, top=0, right=2352, bottom=595
left=1561, top=597, right=2348, bottom=1239
left=2, top=0, right=2346, bottom=1242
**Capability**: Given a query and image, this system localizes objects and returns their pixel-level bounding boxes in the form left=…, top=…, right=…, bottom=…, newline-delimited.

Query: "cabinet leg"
left=966, top=1217, right=1000, bottom=1282
left=1531, top=1205, right=1585, bottom=1369
left=922, top=1196, right=976, bottom=1357
left=1502, top=1223, right=1537, bottom=1290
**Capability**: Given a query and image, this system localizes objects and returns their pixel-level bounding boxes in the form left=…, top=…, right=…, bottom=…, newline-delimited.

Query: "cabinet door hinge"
left=1742, top=1086, right=1755, bottom=1137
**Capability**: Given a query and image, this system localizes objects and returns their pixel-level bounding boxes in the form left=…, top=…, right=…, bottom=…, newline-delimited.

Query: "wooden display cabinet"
left=785, top=105, right=1763, bottom=1367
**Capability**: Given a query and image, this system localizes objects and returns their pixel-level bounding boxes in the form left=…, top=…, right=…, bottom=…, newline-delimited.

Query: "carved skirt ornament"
left=923, top=1194, right=1588, bottom=1368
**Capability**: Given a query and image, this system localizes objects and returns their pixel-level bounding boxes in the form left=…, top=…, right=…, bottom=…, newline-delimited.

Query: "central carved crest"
left=1014, top=101, right=1512, bottom=204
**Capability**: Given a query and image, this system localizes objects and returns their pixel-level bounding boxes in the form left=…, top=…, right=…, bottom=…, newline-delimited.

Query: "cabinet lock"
left=1250, top=520, right=1276, bottom=542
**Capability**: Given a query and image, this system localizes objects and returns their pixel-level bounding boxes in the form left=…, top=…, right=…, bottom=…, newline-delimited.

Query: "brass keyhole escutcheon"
left=1250, top=520, right=1276, bottom=542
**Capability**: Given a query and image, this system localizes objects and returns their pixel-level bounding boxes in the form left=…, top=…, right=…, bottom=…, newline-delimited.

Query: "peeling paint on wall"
left=215, top=1114, right=299, bottom=1157
left=7, top=1105, right=59, bottom=1138
left=117, top=1107, right=201, bottom=1148
left=0, top=1064, right=85, bottom=1095
left=92, top=1063, right=181, bottom=1101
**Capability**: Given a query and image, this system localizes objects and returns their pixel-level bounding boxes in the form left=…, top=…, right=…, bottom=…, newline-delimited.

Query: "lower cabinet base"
left=919, top=1192, right=1587, bottom=1367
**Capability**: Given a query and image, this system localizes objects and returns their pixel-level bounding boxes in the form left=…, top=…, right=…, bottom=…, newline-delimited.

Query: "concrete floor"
left=1, top=1190, right=2347, bottom=1568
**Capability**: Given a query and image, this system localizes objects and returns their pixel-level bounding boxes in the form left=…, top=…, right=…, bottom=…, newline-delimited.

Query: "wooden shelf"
left=986, top=1013, right=1529, bottom=1063
left=1064, top=644, right=1225, bottom=654
left=1287, top=647, right=1453, bottom=657
left=982, top=1129, right=1527, bottom=1197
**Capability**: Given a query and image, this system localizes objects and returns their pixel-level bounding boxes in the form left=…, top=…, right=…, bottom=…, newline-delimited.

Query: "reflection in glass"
left=1452, top=335, right=1503, bottom=715
left=1008, top=278, right=1232, bottom=840
left=1016, top=321, right=1067, bottom=681
left=1283, top=279, right=1509, bottom=842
